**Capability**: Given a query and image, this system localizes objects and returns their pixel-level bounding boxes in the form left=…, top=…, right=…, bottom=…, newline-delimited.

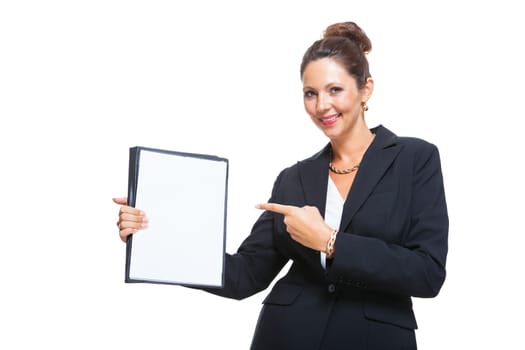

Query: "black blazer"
left=204, top=125, right=448, bottom=350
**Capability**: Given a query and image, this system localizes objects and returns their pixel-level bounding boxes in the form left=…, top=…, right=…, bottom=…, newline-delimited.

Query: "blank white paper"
left=128, top=148, right=227, bottom=287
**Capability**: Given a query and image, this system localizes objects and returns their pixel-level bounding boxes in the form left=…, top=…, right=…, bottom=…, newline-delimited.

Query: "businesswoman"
left=114, top=21, right=448, bottom=349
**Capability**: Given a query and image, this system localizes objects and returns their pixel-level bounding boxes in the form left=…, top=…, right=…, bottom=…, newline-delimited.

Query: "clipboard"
left=125, top=146, right=228, bottom=288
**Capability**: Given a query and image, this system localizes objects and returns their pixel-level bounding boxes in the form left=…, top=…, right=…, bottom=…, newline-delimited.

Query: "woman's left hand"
left=256, top=202, right=333, bottom=252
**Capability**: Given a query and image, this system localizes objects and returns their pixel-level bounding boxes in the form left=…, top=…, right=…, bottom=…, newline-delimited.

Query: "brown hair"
left=300, top=22, right=372, bottom=89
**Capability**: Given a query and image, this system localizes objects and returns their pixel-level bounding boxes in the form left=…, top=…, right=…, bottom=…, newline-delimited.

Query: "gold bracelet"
left=326, top=229, right=338, bottom=259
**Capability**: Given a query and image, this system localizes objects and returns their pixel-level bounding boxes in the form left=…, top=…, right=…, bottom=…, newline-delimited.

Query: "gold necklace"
left=329, top=148, right=360, bottom=174
left=329, top=161, right=360, bottom=174
left=329, top=133, right=375, bottom=175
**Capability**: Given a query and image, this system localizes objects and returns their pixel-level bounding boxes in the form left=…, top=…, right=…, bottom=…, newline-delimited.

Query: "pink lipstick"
left=320, top=113, right=340, bottom=126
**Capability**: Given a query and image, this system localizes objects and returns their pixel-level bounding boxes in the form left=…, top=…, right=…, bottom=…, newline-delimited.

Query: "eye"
left=330, top=86, right=343, bottom=94
left=303, top=90, right=317, bottom=98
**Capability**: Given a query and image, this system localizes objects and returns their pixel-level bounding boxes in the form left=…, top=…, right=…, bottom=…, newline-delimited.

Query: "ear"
left=361, top=78, right=374, bottom=103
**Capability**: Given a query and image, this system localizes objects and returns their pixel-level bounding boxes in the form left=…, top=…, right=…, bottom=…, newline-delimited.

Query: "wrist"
left=325, top=228, right=338, bottom=259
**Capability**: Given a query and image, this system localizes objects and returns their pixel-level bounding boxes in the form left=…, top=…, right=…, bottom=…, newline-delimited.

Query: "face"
left=302, top=57, right=372, bottom=141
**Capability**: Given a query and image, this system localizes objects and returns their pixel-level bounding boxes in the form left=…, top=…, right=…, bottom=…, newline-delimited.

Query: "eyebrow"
left=303, top=82, right=342, bottom=91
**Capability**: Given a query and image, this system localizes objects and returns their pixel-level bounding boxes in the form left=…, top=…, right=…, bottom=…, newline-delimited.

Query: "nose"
left=316, top=93, right=330, bottom=114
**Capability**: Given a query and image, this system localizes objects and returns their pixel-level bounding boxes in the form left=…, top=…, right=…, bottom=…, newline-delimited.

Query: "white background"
left=1, top=1, right=524, bottom=349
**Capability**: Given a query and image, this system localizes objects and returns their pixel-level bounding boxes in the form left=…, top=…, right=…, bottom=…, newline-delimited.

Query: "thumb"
left=112, top=197, right=128, bottom=205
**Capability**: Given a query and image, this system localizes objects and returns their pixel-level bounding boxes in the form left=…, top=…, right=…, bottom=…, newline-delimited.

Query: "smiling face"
left=302, top=57, right=373, bottom=141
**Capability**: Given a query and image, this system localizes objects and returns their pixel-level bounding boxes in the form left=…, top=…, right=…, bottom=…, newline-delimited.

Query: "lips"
left=320, top=113, right=340, bottom=126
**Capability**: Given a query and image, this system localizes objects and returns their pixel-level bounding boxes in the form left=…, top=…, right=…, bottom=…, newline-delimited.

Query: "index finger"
left=256, top=202, right=296, bottom=215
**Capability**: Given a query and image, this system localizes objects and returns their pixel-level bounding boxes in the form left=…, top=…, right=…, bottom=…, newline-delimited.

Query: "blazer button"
left=328, top=283, right=336, bottom=293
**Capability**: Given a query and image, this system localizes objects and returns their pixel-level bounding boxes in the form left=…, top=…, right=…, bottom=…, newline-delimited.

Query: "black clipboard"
left=125, top=146, right=228, bottom=288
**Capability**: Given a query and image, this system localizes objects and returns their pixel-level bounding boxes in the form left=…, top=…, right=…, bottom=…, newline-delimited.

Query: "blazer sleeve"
left=200, top=171, right=289, bottom=300
left=327, top=143, right=448, bottom=298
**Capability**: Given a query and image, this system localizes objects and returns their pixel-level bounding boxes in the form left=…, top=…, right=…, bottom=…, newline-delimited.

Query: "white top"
left=320, top=176, right=345, bottom=269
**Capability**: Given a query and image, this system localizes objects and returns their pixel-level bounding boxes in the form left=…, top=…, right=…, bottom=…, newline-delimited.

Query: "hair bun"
left=323, top=21, right=372, bottom=54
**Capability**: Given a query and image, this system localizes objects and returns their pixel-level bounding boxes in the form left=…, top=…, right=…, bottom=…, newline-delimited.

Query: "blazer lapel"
left=294, top=145, right=331, bottom=271
left=339, top=125, right=401, bottom=231
left=297, top=144, right=331, bottom=216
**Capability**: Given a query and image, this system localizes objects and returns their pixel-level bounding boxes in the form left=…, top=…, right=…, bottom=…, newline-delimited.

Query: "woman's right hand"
left=112, top=197, right=148, bottom=242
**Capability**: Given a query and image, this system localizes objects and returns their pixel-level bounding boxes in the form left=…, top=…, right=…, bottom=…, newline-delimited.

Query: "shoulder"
left=376, top=124, right=441, bottom=159
left=397, top=135, right=439, bottom=156
left=390, top=132, right=443, bottom=174
left=281, top=143, right=330, bottom=173
left=269, top=144, right=329, bottom=190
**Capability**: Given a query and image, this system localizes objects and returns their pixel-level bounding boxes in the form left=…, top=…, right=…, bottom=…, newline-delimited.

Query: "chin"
left=321, top=129, right=339, bottom=140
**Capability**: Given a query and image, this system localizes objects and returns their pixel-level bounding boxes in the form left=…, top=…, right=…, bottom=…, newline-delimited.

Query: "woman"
left=114, top=21, right=448, bottom=349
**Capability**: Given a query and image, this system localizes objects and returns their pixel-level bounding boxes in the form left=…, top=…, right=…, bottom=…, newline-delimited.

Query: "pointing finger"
left=256, top=202, right=296, bottom=215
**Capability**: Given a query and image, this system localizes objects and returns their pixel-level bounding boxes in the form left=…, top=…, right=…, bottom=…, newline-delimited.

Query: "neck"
left=330, top=128, right=375, bottom=162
